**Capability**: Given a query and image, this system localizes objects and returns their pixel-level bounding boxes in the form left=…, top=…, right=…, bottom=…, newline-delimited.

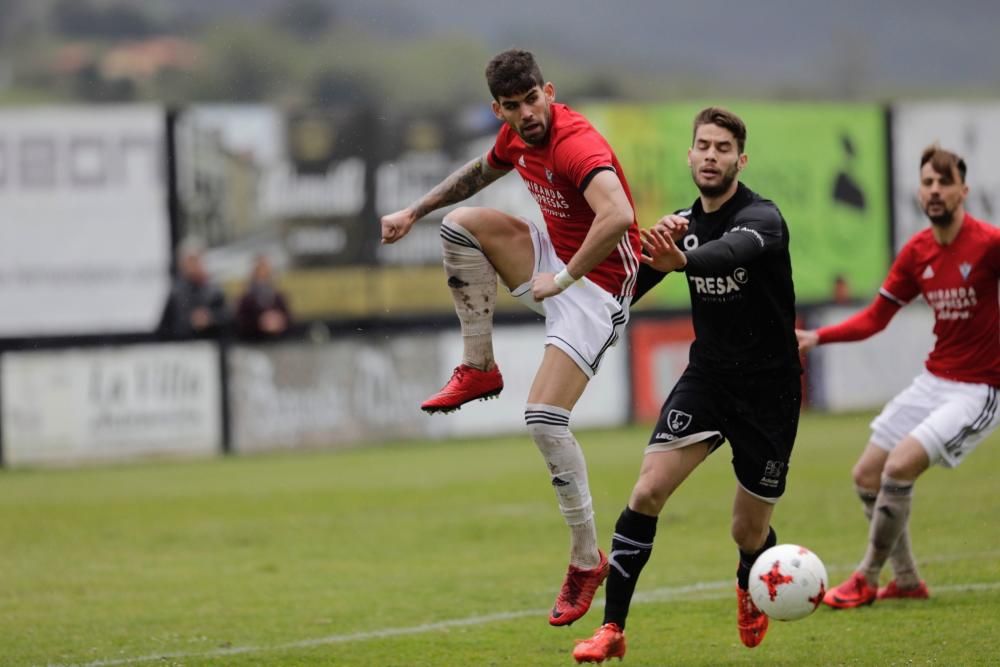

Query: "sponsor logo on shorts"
left=760, top=460, right=784, bottom=488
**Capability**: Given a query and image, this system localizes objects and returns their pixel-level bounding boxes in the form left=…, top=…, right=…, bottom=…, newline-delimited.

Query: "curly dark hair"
left=485, top=49, right=544, bottom=100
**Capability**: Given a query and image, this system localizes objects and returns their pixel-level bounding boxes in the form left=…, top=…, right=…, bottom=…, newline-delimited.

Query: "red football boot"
left=420, top=364, right=503, bottom=414
left=550, top=550, right=610, bottom=626
left=823, top=571, right=878, bottom=609
left=736, top=586, right=769, bottom=648
left=573, top=623, right=626, bottom=664
left=877, top=579, right=930, bottom=600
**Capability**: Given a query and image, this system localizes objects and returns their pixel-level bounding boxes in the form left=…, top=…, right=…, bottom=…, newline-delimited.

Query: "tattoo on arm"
left=411, top=155, right=504, bottom=219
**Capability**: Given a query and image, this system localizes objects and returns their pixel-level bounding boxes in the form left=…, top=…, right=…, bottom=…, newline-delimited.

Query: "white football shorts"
left=510, top=220, right=630, bottom=379
left=870, top=370, right=999, bottom=468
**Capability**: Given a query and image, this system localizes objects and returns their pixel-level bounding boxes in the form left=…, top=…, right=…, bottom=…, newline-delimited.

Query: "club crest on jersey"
left=959, top=262, right=972, bottom=280
left=733, top=267, right=749, bottom=284
left=683, top=235, right=699, bottom=251
left=545, top=167, right=554, bottom=183
left=667, top=409, right=692, bottom=433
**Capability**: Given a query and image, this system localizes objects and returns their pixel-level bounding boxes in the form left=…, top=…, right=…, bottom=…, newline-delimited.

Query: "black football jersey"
left=635, top=183, right=801, bottom=377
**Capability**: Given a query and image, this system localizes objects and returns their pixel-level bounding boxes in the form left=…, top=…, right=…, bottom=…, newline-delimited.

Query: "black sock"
left=737, top=526, right=776, bottom=590
left=603, top=507, right=657, bottom=630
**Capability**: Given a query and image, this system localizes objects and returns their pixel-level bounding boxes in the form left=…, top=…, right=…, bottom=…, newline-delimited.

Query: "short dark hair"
left=920, top=144, right=967, bottom=183
left=485, top=49, right=544, bottom=100
left=692, top=107, right=747, bottom=153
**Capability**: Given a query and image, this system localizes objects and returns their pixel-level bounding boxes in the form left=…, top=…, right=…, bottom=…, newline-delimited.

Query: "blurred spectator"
left=160, top=237, right=229, bottom=339
left=235, top=255, right=292, bottom=340
left=832, top=273, right=851, bottom=304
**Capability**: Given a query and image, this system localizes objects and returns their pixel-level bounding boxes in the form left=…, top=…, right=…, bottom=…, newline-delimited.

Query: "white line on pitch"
left=42, top=552, right=1000, bottom=667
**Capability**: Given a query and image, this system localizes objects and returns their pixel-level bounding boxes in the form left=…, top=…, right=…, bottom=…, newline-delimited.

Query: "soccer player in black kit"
left=573, top=107, right=802, bottom=663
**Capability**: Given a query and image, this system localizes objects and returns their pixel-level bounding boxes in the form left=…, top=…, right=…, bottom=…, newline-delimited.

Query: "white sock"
left=525, top=403, right=600, bottom=569
left=441, top=218, right=497, bottom=370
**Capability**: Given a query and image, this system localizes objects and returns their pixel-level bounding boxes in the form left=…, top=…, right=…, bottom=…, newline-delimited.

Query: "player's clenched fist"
left=380, top=209, right=418, bottom=244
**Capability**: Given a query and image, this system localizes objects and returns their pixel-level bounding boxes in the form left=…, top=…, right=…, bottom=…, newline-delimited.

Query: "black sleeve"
left=683, top=232, right=766, bottom=274
left=632, top=261, right=667, bottom=305
left=684, top=206, right=783, bottom=274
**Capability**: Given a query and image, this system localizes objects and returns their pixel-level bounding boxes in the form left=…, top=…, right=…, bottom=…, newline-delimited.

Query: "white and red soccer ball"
left=748, top=544, right=828, bottom=621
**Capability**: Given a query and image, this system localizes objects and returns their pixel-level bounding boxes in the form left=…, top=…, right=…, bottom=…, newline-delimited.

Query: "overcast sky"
left=333, top=0, right=1000, bottom=94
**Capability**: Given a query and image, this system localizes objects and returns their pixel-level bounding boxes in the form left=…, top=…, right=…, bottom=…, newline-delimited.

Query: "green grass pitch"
left=1, top=411, right=998, bottom=666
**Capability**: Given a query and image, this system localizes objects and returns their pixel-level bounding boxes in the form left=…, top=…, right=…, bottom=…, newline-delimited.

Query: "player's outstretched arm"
left=379, top=152, right=508, bottom=244
left=804, top=294, right=902, bottom=346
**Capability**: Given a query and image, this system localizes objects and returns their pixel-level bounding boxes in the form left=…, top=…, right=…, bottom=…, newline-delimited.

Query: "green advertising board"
left=582, top=102, right=890, bottom=308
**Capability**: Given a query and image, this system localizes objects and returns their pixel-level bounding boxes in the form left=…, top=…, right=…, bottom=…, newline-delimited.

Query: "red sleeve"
left=553, top=128, right=614, bottom=191
left=817, top=294, right=901, bottom=344
left=879, top=240, right=921, bottom=305
left=486, top=125, right=514, bottom=170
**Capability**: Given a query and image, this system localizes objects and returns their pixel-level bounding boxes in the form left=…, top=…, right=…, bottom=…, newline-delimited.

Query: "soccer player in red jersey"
left=380, top=49, right=640, bottom=626
left=797, top=144, right=1000, bottom=608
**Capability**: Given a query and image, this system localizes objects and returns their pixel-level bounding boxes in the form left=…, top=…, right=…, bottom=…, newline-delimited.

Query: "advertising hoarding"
left=2, top=343, right=221, bottom=466
left=584, top=102, right=891, bottom=307
left=0, top=106, right=170, bottom=337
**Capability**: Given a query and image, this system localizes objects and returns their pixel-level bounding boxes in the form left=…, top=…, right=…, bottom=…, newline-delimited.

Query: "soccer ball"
left=748, top=544, right=828, bottom=621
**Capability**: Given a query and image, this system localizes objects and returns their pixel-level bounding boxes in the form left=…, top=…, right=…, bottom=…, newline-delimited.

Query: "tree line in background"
left=0, top=0, right=642, bottom=111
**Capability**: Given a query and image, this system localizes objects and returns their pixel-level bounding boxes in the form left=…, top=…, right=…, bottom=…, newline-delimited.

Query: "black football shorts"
left=647, top=365, right=801, bottom=501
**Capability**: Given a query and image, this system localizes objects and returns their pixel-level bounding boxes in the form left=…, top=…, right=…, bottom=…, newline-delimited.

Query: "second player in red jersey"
left=798, top=143, right=1000, bottom=610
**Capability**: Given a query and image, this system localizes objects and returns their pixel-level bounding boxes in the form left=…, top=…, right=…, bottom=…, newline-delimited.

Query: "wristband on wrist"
left=554, top=268, right=577, bottom=290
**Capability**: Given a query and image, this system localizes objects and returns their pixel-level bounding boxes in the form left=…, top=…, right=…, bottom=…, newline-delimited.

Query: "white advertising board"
left=806, top=304, right=935, bottom=412
left=439, top=324, right=630, bottom=437
left=0, top=106, right=171, bottom=336
left=1, top=343, right=221, bottom=466
left=226, top=323, right=629, bottom=454
left=892, top=102, right=1000, bottom=253
left=227, top=334, right=443, bottom=453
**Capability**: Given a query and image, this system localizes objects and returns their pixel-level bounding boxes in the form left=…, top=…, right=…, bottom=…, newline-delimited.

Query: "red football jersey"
left=881, top=213, right=1000, bottom=385
left=487, top=103, right=640, bottom=297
